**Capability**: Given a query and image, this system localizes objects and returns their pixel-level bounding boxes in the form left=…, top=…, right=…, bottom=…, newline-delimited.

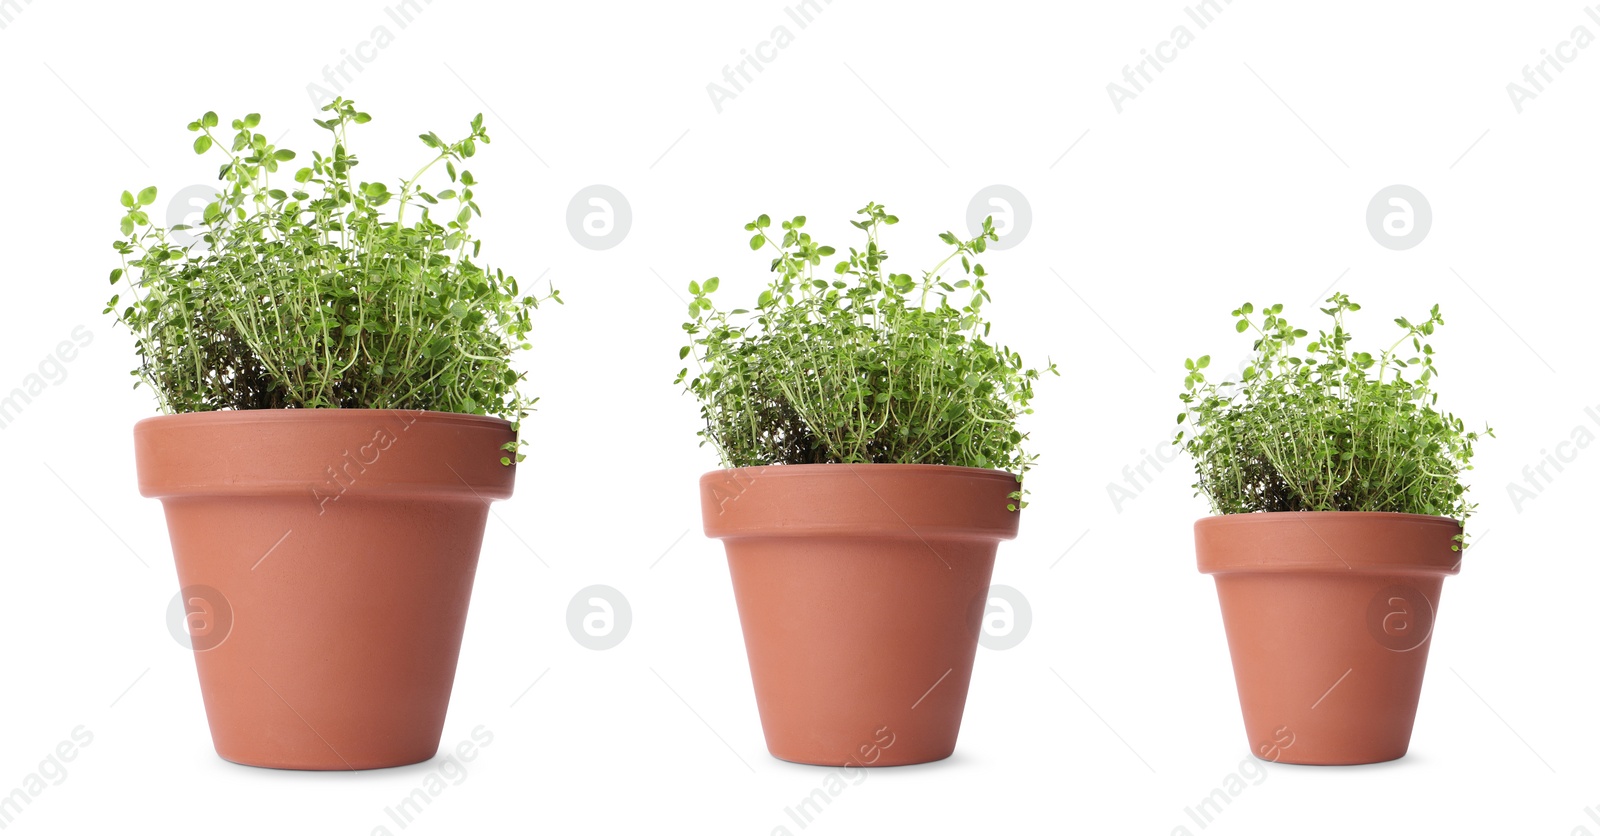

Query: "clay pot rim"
left=1196, top=510, right=1463, bottom=576
left=1196, top=510, right=1462, bottom=528
left=135, top=407, right=515, bottom=500
left=700, top=462, right=1022, bottom=483
left=701, top=462, right=1022, bottom=542
left=133, top=407, right=513, bottom=431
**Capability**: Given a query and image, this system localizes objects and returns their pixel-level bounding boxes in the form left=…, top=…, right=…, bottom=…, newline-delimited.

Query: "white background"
left=1, top=1, right=1596, bottom=833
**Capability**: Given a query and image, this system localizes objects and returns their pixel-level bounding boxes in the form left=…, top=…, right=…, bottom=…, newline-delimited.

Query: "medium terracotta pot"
left=135, top=409, right=514, bottom=770
left=1196, top=511, right=1461, bottom=765
left=701, top=463, right=1020, bottom=767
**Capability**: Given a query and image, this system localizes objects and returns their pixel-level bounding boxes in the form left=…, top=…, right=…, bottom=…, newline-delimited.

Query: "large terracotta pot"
left=135, top=409, right=514, bottom=770
left=701, top=463, right=1020, bottom=767
left=1196, top=511, right=1461, bottom=765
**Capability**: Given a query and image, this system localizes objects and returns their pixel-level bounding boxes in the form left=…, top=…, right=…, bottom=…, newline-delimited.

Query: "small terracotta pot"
left=135, top=409, right=514, bottom=770
left=701, top=463, right=1020, bottom=767
left=1196, top=511, right=1461, bottom=765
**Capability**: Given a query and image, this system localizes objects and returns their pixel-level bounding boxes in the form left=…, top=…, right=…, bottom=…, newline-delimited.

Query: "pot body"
left=1196, top=511, right=1461, bottom=765
left=136, top=409, right=515, bottom=770
left=702, top=464, right=1020, bottom=767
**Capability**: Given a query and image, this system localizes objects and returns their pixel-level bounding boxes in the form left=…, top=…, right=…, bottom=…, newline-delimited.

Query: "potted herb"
left=110, top=100, right=557, bottom=769
left=679, top=203, right=1055, bottom=766
left=1177, top=294, right=1489, bottom=765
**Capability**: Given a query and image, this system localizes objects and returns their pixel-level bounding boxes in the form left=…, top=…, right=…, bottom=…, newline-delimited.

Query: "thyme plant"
left=1177, top=293, right=1490, bottom=539
left=108, top=99, right=557, bottom=463
left=679, top=203, right=1056, bottom=508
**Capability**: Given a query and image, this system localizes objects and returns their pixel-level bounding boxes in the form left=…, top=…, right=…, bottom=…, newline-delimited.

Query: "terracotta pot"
left=1196, top=511, right=1462, bottom=765
left=135, top=409, right=515, bottom=770
left=701, top=463, right=1020, bottom=767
